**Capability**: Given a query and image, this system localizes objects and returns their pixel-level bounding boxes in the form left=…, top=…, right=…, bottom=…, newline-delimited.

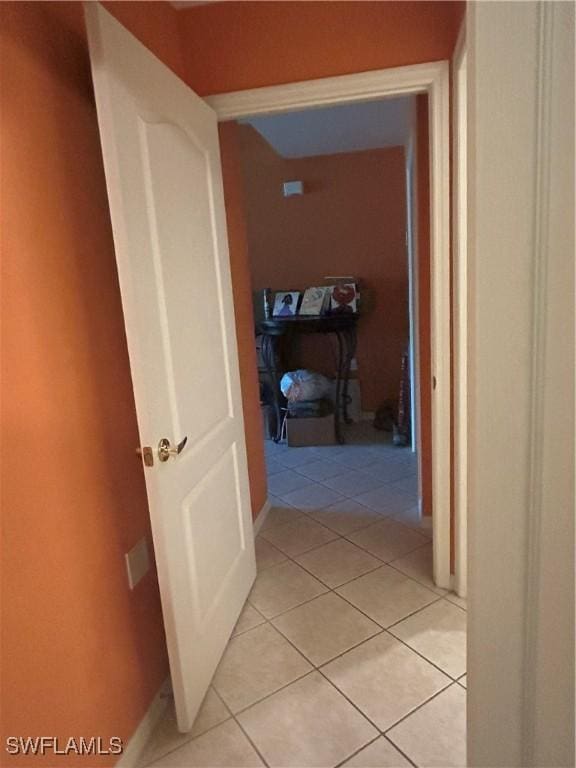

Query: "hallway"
left=141, top=426, right=467, bottom=767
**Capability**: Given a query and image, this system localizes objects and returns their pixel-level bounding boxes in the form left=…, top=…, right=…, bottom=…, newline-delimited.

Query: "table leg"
left=341, top=325, right=358, bottom=424
left=261, top=334, right=283, bottom=443
left=334, top=331, right=345, bottom=444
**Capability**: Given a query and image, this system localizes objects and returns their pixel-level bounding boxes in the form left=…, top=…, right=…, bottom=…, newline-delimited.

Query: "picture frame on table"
left=298, top=286, right=331, bottom=316
left=272, top=291, right=300, bottom=317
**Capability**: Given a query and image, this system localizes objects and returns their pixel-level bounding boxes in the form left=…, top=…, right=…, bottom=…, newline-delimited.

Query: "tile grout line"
left=231, top=715, right=271, bottom=768
left=254, top=535, right=430, bottom=618
left=271, top=452, right=417, bottom=494
left=379, top=626, right=464, bottom=683
left=252, top=495, right=466, bottom=685
left=314, top=664, right=458, bottom=757
left=257, top=527, right=441, bottom=607
left=148, top=442, right=459, bottom=766
left=314, top=474, right=414, bottom=501
left=287, top=452, right=418, bottom=484
left=241, top=589, right=460, bottom=691
left=383, top=680, right=463, bottom=739
left=236, top=563, right=460, bottom=711
left=270, top=493, right=431, bottom=542
left=148, top=438, right=436, bottom=766
left=223, top=666, right=314, bottom=719
left=265, top=483, right=430, bottom=545
left=260, top=490, right=432, bottom=559
left=332, top=731, right=420, bottom=768
left=283, top=473, right=416, bottom=508
left=332, top=734, right=383, bottom=768
left=260, top=435, right=464, bottom=765
left=256, top=487, right=466, bottom=638
left=254, top=501, right=460, bottom=632
left=381, top=733, right=420, bottom=768
left=220, top=596, right=459, bottom=728
left=139, top=687, right=233, bottom=767
left=319, top=590, right=463, bottom=684
left=143, top=675, right=456, bottom=768
left=271, top=620, right=385, bottom=669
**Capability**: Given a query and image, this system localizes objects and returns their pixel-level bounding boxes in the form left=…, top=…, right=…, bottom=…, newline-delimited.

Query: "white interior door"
left=85, top=3, right=256, bottom=732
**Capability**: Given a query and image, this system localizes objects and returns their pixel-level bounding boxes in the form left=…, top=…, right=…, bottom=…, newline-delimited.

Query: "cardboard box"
left=286, top=413, right=336, bottom=447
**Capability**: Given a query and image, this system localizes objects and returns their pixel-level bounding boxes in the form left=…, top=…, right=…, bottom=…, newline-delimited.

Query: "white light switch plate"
left=125, top=537, right=150, bottom=590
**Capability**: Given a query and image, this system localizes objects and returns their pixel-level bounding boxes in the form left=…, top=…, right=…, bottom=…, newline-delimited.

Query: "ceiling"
left=242, top=96, right=415, bottom=159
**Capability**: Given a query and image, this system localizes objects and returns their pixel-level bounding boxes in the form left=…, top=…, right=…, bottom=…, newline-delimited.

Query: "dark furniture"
left=256, top=314, right=358, bottom=444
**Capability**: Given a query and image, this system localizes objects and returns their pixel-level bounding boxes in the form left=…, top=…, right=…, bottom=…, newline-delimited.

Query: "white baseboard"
left=253, top=498, right=272, bottom=536
left=116, top=677, right=172, bottom=767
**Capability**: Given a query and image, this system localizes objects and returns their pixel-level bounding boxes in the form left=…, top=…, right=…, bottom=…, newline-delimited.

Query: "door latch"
left=136, top=446, right=154, bottom=467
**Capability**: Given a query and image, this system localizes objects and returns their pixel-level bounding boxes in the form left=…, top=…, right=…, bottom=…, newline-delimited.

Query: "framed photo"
left=299, top=286, right=330, bottom=316
left=330, top=283, right=358, bottom=313
left=272, top=291, right=300, bottom=317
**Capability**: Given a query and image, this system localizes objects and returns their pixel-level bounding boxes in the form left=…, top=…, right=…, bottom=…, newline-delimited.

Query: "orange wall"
left=0, top=2, right=184, bottom=764
left=179, top=1, right=465, bottom=96
left=219, top=123, right=268, bottom=517
left=238, top=126, right=409, bottom=410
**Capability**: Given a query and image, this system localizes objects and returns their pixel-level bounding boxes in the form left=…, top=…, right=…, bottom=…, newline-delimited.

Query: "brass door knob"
left=158, top=436, right=188, bottom=462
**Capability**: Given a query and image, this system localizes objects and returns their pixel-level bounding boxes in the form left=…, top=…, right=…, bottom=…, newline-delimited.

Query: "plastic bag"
left=280, top=369, right=333, bottom=403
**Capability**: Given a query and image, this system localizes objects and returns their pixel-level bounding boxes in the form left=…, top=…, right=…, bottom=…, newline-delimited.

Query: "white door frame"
left=468, top=2, right=574, bottom=764
left=452, top=26, right=467, bottom=598
left=405, top=110, right=424, bottom=514
left=405, top=124, right=421, bottom=464
left=207, top=61, right=452, bottom=589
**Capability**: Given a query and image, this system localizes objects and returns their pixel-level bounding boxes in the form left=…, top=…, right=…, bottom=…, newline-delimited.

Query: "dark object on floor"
left=393, top=423, right=409, bottom=446
left=286, top=413, right=336, bottom=447
left=374, top=400, right=396, bottom=432
left=261, top=404, right=276, bottom=440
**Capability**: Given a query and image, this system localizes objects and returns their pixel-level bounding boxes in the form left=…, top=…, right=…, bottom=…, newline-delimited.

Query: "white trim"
left=468, top=2, right=574, bottom=763
left=253, top=498, right=272, bottom=536
left=417, top=496, right=424, bottom=518
left=521, top=4, right=553, bottom=757
left=116, top=677, right=172, bottom=767
left=452, top=22, right=467, bottom=598
left=405, top=123, right=420, bottom=458
left=206, top=62, right=448, bottom=119
left=208, top=61, right=452, bottom=589
left=520, top=4, right=574, bottom=762
left=406, top=105, right=424, bottom=514
left=427, top=63, right=451, bottom=590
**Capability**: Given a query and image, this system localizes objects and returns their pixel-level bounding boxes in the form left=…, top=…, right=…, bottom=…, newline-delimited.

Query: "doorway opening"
left=161, top=82, right=467, bottom=768
left=208, top=62, right=453, bottom=590
left=234, top=95, right=433, bottom=569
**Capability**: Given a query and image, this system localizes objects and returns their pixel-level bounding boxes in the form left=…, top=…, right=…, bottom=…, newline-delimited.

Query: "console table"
left=256, top=314, right=358, bottom=444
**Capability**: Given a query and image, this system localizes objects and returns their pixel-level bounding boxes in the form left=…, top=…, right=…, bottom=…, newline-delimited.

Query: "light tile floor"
left=141, top=424, right=467, bottom=768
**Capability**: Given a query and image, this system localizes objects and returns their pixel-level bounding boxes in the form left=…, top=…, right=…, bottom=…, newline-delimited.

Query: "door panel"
left=140, top=119, right=232, bottom=437
left=85, top=3, right=255, bottom=732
